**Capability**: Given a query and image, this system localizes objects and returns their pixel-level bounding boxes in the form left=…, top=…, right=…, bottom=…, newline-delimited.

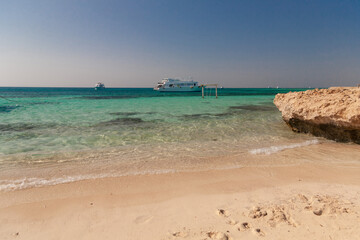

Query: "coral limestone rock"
left=274, top=87, right=360, bottom=143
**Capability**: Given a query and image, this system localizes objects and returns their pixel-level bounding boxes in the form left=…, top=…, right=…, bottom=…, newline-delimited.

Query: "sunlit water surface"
left=0, top=87, right=330, bottom=190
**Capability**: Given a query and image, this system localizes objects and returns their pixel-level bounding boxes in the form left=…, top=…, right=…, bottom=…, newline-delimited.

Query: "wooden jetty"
left=200, top=84, right=218, bottom=98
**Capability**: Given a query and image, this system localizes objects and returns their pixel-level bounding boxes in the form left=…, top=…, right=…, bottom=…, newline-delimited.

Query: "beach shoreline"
left=2, top=0, right=360, bottom=238
left=1, top=147, right=360, bottom=240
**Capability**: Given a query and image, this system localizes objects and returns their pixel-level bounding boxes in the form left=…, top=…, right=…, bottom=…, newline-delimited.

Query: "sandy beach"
left=1, top=142, right=359, bottom=240
left=2, top=0, right=360, bottom=239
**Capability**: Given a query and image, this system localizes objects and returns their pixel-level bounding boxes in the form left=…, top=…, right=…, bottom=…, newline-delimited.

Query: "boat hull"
left=154, top=87, right=202, bottom=92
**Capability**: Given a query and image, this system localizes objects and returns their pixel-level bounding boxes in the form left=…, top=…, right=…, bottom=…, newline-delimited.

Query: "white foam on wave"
left=0, top=169, right=176, bottom=192
left=249, top=139, right=319, bottom=155
left=0, top=140, right=321, bottom=192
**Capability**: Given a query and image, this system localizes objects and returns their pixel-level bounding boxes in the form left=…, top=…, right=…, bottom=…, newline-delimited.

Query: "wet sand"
left=0, top=143, right=360, bottom=240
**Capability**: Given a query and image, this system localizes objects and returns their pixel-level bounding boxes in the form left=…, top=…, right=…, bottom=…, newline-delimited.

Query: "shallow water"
left=0, top=87, right=330, bottom=191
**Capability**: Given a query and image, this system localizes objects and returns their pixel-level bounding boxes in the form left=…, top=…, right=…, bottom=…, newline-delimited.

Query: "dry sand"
left=0, top=142, right=360, bottom=240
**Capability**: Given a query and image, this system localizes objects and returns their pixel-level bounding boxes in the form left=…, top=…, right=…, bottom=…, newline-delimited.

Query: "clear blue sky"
left=1, top=0, right=359, bottom=88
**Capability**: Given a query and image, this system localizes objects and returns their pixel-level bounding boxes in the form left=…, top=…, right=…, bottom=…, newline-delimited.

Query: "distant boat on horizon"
left=95, top=82, right=105, bottom=90
left=154, top=78, right=201, bottom=92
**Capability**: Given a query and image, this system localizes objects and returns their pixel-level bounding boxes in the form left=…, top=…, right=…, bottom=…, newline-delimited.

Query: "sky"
left=0, top=0, right=360, bottom=88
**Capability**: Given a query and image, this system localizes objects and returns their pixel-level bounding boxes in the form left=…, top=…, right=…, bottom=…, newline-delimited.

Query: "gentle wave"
left=0, top=169, right=177, bottom=192
left=0, top=139, right=321, bottom=191
left=249, top=140, right=319, bottom=155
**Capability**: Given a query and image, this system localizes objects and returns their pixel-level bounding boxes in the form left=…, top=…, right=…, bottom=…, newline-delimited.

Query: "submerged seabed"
left=0, top=87, right=330, bottom=191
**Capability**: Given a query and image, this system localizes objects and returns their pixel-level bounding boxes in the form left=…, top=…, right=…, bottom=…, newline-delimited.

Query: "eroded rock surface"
left=274, top=87, right=360, bottom=143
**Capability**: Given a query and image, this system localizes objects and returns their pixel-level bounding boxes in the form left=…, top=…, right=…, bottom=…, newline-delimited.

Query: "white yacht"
left=154, top=78, right=201, bottom=92
left=95, top=82, right=105, bottom=90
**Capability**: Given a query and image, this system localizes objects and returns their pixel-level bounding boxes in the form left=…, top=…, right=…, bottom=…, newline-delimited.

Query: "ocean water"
left=0, top=87, right=320, bottom=191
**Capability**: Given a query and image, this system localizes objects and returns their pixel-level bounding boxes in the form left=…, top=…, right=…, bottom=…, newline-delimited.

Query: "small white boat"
left=154, top=78, right=201, bottom=92
left=95, top=82, right=105, bottom=90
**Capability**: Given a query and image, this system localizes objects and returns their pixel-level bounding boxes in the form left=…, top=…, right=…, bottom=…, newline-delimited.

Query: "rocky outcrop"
left=274, top=87, right=360, bottom=144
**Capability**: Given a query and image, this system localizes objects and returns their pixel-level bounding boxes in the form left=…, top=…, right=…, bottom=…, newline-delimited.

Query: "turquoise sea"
left=0, top=87, right=319, bottom=191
